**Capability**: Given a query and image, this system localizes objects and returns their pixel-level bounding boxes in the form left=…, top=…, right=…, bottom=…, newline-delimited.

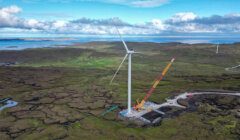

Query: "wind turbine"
left=110, top=27, right=137, bottom=115
left=216, top=43, right=219, bottom=54
left=225, top=64, right=240, bottom=71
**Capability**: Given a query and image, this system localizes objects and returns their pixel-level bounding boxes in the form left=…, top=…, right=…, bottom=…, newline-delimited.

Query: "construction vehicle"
left=134, top=58, right=175, bottom=111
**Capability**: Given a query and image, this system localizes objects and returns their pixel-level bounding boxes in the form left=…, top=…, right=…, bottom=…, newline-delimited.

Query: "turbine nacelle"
left=127, top=50, right=135, bottom=54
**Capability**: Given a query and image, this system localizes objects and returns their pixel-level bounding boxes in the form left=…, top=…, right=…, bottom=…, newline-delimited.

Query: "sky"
left=0, top=0, right=240, bottom=37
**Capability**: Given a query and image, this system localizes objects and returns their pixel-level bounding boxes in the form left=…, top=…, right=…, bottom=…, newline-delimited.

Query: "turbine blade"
left=115, top=26, right=129, bottom=52
left=230, top=64, right=240, bottom=69
left=225, top=64, right=240, bottom=70
left=110, top=54, right=128, bottom=85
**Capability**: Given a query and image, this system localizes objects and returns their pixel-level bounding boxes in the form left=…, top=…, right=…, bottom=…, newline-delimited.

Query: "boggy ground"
left=177, top=94, right=240, bottom=137
left=0, top=67, right=118, bottom=139
left=0, top=42, right=240, bottom=140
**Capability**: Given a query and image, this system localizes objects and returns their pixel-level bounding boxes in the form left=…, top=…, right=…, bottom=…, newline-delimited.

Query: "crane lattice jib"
left=144, top=58, right=175, bottom=101
left=134, top=58, right=175, bottom=110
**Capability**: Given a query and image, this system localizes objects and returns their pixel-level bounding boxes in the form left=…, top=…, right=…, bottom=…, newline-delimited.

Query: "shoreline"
left=0, top=41, right=239, bottom=51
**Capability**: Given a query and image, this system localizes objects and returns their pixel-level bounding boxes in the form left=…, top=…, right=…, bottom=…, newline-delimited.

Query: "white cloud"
left=52, top=20, right=67, bottom=28
left=0, top=5, right=22, bottom=27
left=1, top=5, right=240, bottom=35
left=26, top=19, right=39, bottom=27
left=151, top=19, right=166, bottom=30
left=169, top=12, right=197, bottom=23
left=0, top=5, right=22, bottom=14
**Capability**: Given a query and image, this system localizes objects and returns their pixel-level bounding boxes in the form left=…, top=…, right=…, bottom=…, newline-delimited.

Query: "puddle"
left=0, top=100, right=18, bottom=111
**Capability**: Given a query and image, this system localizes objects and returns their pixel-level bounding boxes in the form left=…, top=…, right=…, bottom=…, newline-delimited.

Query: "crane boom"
left=134, top=58, right=175, bottom=111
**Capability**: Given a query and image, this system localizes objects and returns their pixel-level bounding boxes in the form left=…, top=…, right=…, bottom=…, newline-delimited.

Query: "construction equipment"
left=134, top=58, right=175, bottom=111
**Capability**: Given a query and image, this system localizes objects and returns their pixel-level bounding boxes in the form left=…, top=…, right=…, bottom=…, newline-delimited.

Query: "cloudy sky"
left=0, top=0, right=240, bottom=37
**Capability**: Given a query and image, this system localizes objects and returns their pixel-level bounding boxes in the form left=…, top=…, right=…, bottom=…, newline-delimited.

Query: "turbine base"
left=118, top=101, right=163, bottom=126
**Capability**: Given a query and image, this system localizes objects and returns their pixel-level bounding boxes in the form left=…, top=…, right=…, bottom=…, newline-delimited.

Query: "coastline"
left=0, top=37, right=240, bottom=50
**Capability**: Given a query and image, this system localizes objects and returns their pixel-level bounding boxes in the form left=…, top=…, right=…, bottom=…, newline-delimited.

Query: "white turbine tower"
left=216, top=43, right=219, bottom=54
left=110, top=27, right=136, bottom=114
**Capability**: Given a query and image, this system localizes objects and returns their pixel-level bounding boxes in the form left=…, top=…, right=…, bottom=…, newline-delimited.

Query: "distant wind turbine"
left=216, top=43, right=219, bottom=54
left=225, top=63, right=240, bottom=71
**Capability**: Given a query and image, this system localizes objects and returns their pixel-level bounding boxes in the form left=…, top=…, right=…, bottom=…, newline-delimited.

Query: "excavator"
left=134, top=58, right=175, bottom=111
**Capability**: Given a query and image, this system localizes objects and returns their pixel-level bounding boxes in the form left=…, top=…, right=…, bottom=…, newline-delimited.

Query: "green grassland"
left=0, top=42, right=239, bottom=140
